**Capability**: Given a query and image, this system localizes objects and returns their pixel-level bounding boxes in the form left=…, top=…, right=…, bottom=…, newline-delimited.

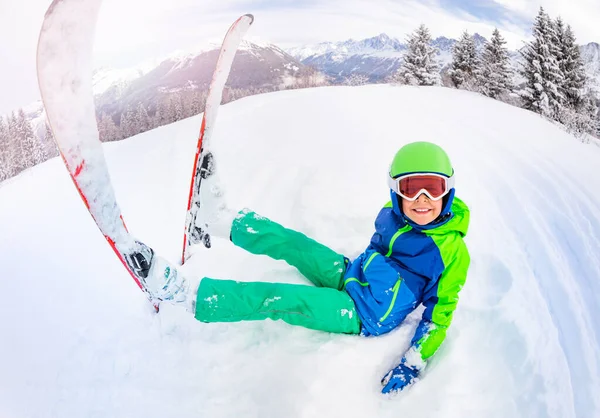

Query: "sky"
left=0, top=0, right=599, bottom=115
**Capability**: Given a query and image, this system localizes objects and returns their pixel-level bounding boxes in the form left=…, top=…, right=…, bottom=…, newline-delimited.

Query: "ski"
left=182, top=14, right=254, bottom=264
left=36, top=0, right=183, bottom=311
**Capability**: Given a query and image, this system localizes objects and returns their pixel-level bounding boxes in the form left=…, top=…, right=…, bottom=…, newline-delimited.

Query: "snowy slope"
left=1, top=85, right=599, bottom=418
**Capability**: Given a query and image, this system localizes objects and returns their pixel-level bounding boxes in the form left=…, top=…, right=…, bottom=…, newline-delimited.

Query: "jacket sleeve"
left=405, top=238, right=470, bottom=368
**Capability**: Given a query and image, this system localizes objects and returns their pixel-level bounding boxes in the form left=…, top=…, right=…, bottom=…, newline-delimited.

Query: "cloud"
left=0, top=0, right=598, bottom=115
left=490, top=0, right=600, bottom=44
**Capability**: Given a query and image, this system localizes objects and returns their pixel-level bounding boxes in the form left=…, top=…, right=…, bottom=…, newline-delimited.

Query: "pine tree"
left=190, top=91, right=206, bottom=116
left=154, top=98, right=169, bottom=128
left=519, top=7, right=564, bottom=118
left=578, top=94, right=599, bottom=137
left=98, top=113, right=119, bottom=142
left=395, top=24, right=440, bottom=86
left=477, top=28, right=513, bottom=99
left=119, top=106, right=136, bottom=139
left=551, top=17, right=565, bottom=72
left=0, top=116, right=10, bottom=181
left=449, top=31, right=478, bottom=89
left=557, top=23, right=587, bottom=110
left=550, top=18, right=594, bottom=136
left=164, top=97, right=176, bottom=124
left=44, top=121, right=59, bottom=157
left=17, top=109, right=46, bottom=168
left=344, top=73, right=370, bottom=86
left=172, top=94, right=184, bottom=122
left=7, top=112, right=23, bottom=175
left=134, top=103, right=151, bottom=133
left=584, top=96, right=599, bottom=136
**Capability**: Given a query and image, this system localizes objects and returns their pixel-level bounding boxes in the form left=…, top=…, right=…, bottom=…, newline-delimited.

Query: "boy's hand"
left=381, top=362, right=420, bottom=394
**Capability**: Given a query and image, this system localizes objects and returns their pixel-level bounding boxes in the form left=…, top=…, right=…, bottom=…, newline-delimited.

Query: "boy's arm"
left=410, top=239, right=470, bottom=364
left=381, top=240, right=470, bottom=393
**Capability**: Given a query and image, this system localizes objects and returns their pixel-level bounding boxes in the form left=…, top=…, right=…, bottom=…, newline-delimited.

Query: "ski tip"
left=244, top=14, right=255, bottom=24
left=44, top=0, right=65, bottom=19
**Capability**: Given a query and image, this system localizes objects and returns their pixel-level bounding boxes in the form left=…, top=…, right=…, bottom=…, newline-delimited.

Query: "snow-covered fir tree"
left=519, top=7, right=564, bottom=119
left=98, top=113, right=120, bottom=142
left=43, top=122, right=59, bottom=158
left=135, top=103, right=151, bottom=133
left=449, top=31, right=478, bottom=89
left=568, top=93, right=599, bottom=138
left=0, top=117, right=10, bottom=181
left=172, top=94, right=184, bottom=122
left=548, top=17, right=595, bottom=136
left=189, top=91, right=206, bottom=116
left=344, top=73, right=370, bottom=86
left=394, top=24, right=439, bottom=86
left=556, top=23, right=587, bottom=111
left=477, top=28, right=513, bottom=99
left=119, top=106, right=136, bottom=139
left=164, top=96, right=177, bottom=124
left=7, top=112, right=24, bottom=175
left=17, top=109, right=45, bottom=169
left=551, top=17, right=565, bottom=71
left=154, top=98, right=169, bottom=128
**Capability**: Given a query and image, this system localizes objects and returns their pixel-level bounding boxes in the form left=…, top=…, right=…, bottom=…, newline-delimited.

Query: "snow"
left=287, top=41, right=341, bottom=61
left=1, top=85, right=600, bottom=418
left=92, top=66, right=147, bottom=96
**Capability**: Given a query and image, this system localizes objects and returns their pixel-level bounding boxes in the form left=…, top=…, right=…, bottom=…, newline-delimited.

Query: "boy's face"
left=401, top=193, right=443, bottom=225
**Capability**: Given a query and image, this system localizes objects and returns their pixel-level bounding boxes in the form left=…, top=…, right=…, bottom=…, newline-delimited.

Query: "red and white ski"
left=182, top=14, right=254, bottom=264
left=36, top=0, right=183, bottom=310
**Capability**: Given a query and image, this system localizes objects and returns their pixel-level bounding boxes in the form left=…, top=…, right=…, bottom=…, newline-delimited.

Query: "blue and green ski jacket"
left=344, top=191, right=470, bottom=361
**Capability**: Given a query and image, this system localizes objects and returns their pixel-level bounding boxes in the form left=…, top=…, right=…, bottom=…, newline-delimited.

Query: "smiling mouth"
left=413, top=208, right=432, bottom=214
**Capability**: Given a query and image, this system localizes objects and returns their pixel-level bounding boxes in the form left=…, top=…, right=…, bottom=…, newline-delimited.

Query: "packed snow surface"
left=1, top=85, right=599, bottom=418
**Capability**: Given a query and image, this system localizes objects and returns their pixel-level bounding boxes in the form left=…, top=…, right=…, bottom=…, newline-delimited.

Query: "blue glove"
left=381, top=362, right=420, bottom=394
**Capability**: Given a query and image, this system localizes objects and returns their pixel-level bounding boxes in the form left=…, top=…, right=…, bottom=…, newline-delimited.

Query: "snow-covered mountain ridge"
left=16, top=40, right=309, bottom=136
left=286, top=33, right=487, bottom=81
left=286, top=33, right=599, bottom=85
left=93, top=40, right=307, bottom=114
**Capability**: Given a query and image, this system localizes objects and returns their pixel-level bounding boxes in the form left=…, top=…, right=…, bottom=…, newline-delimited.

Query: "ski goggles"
left=388, top=172, right=455, bottom=201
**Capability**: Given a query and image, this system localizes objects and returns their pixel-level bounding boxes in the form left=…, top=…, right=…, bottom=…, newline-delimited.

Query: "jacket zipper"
left=386, top=225, right=411, bottom=257
left=363, top=252, right=380, bottom=272
left=379, top=279, right=401, bottom=322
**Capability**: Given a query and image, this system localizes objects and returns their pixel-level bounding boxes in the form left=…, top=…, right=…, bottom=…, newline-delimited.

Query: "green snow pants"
left=194, top=210, right=361, bottom=334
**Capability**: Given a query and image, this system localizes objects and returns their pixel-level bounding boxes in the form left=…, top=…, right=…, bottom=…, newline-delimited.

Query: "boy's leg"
left=195, top=278, right=361, bottom=334
left=230, top=210, right=347, bottom=290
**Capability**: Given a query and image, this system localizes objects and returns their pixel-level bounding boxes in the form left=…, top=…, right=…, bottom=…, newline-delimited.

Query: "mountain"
left=286, top=33, right=491, bottom=82
left=94, top=41, right=312, bottom=119
left=581, top=42, right=600, bottom=96
left=2, top=85, right=599, bottom=417
left=287, top=33, right=600, bottom=89
left=286, top=33, right=407, bottom=82
left=17, top=41, right=314, bottom=133
left=286, top=33, right=405, bottom=61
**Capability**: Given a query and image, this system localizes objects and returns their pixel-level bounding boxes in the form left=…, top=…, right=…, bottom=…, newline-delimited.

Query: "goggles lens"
left=389, top=173, right=452, bottom=201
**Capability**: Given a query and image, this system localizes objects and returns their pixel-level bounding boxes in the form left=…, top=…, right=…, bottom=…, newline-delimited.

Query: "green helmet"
left=389, top=141, right=454, bottom=178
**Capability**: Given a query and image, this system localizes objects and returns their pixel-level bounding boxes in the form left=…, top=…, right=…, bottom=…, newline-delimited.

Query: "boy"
left=148, top=141, right=470, bottom=394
